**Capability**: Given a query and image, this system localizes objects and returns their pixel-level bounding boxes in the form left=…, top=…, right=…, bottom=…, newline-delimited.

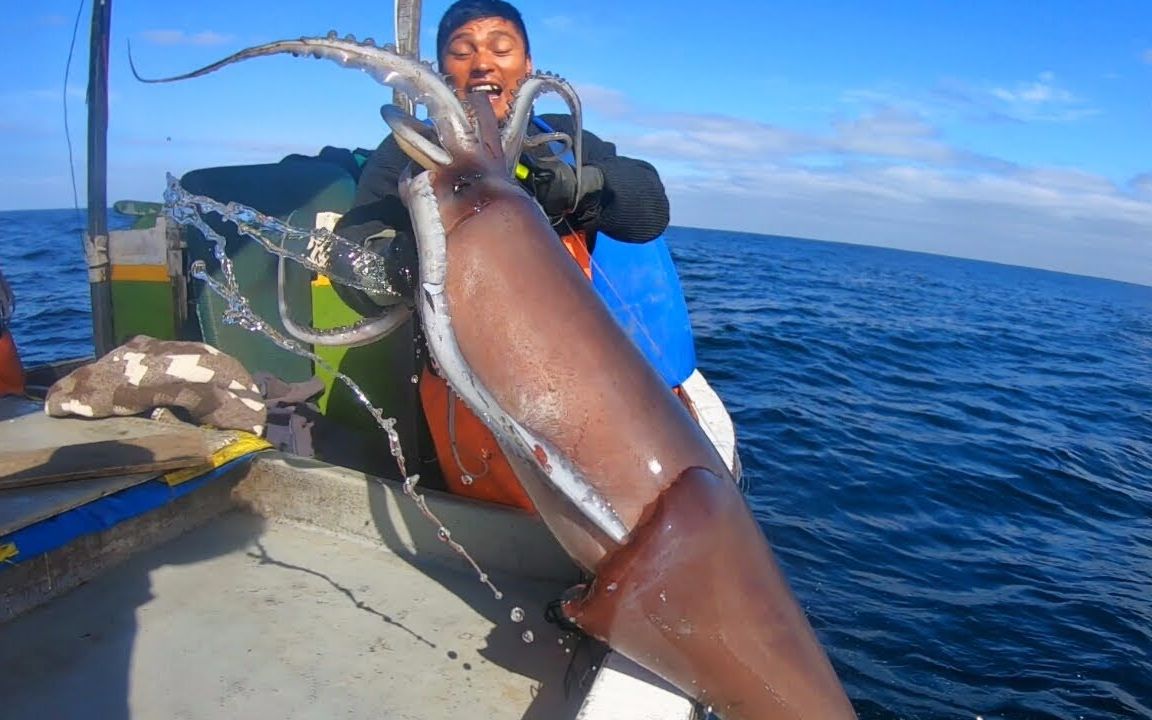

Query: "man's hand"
left=527, top=156, right=604, bottom=221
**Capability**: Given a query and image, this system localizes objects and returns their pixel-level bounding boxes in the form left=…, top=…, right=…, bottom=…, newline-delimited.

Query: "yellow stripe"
left=163, top=433, right=273, bottom=486
left=0, top=542, right=18, bottom=565
left=311, top=276, right=332, bottom=287
left=111, top=264, right=169, bottom=283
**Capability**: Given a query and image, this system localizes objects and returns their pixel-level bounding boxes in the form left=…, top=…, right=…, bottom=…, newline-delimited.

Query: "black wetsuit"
left=332, top=113, right=669, bottom=312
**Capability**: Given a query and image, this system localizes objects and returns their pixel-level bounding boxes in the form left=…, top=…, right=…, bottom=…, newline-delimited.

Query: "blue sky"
left=3, top=0, right=1151, bottom=284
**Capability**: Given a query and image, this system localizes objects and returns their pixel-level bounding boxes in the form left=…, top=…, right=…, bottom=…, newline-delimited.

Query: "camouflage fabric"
left=45, top=335, right=266, bottom=435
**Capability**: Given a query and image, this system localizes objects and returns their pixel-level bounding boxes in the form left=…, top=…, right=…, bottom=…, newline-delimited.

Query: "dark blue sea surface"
left=2, top=209, right=1150, bottom=719
left=0, top=209, right=133, bottom=367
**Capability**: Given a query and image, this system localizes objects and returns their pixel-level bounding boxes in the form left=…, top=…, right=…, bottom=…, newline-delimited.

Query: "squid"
left=136, top=35, right=857, bottom=719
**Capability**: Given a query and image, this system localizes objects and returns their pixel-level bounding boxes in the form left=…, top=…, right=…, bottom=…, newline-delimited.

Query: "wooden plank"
left=0, top=397, right=212, bottom=491
left=0, top=432, right=210, bottom=489
left=0, top=395, right=258, bottom=535
left=0, top=472, right=158, bottom=536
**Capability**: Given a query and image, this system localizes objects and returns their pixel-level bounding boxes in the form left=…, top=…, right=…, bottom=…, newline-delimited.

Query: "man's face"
left=440, top=17, right=532, bottom=122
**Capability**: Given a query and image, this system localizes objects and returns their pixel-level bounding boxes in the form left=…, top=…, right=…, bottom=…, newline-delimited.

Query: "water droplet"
left=659, top=590, right=667, bottom=603
left=410, top=374, right=419, bottom=384
left=521, top=630, right=534, bottom=644
left=461, top=474, right=474, bottom=485
left=478, top=573, right=488, bottom=583
left=605, top=582, right=617, bottom=593
left=509, top=607, right=525, bottom=622
left=493, top=591, right=504, bottom=600
left=437, top=527, right=451, bottom=542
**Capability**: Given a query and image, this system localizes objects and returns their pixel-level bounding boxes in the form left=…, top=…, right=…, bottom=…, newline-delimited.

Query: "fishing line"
left=64, top=0, right=87, bottom=218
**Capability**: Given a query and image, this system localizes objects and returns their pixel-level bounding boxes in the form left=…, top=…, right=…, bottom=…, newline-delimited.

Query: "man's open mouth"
left=468, top=83, right=503, bottom=99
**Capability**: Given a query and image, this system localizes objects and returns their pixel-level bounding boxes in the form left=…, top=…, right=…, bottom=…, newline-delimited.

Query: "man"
left=334, top=0, right=670, bottom=307
left=333, top=0, right=671, bottom=507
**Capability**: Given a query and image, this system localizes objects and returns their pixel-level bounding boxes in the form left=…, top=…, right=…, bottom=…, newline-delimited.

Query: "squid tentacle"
left=522, top=132, right=573, bottom=161
left=501, top=73, right=584, bottom=201
left=380, top=104, right=455, bottom=170
left=129, top=35, right=477, bottom=157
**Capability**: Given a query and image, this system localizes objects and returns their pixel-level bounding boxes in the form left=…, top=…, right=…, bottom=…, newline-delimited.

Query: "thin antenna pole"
left=85, top=0, right=115, bottom=356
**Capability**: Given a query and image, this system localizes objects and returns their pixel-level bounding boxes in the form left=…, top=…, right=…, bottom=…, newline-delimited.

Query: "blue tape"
left=0, top=457, right=256, bottom=569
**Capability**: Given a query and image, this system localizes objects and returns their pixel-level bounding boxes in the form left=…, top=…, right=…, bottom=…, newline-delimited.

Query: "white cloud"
left=667, top=166, right=1152, bottom=285
left=139, top=30, right=234, bottom=46
left=1013, top=167, right=1118, bottom=196
left=985, top=72, right=1096, bottom=122
left=631, top=113, right=816, bottom=161
left=1132, top=173, right=1152, bottom=197
left=991, top=71, right=1074, bottom=104
left=621, top=107, right=996, bottom=171
left=580, top=84, right=1150, bottom=285
left=850, top=74, right=1097, bottom=125
left=541, top=15, right=575, bottom=31
left=831, top=108, right=957, bottom=163
left=573, top=83, right=633, bottom=117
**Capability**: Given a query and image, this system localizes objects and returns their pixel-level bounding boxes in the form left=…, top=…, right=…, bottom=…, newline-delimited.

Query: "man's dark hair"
left=436, top=0, right=531, bottom=63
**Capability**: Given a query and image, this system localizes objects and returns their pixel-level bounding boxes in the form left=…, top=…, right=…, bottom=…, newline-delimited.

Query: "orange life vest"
left=418, top=228, right=590, bottom=510
left=0, top=329, right=25, bottom=397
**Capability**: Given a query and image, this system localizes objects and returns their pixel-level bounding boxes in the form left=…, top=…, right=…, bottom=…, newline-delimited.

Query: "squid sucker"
left=139, top=35, right=857, bottom=719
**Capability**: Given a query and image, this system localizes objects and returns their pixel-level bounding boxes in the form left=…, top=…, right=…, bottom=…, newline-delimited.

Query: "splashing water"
left=164, top=174, right=398, bottom=295
left=165, top=177, right=503, bottom=600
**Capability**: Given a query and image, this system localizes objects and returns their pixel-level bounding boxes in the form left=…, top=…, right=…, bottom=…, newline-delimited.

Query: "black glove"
left=527, top=156, right=604, bottom=222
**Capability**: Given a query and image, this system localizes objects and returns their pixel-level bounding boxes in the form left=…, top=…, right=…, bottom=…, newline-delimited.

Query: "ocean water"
left=2, top=209, right=1150, bottom=719
left=0, top=209, right=134, bottom=367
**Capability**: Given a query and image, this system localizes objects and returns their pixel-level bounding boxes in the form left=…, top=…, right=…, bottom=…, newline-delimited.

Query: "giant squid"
left=136, top=35, right=858, bottom=719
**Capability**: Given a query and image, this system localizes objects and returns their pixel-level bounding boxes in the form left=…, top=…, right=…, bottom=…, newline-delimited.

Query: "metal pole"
left=393, top=0, right=422, bottom=114
left=86, top=0, right=115, bottom=357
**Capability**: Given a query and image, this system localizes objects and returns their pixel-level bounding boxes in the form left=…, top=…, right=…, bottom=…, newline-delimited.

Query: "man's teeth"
left=471, top=84, right=501, bottom=95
